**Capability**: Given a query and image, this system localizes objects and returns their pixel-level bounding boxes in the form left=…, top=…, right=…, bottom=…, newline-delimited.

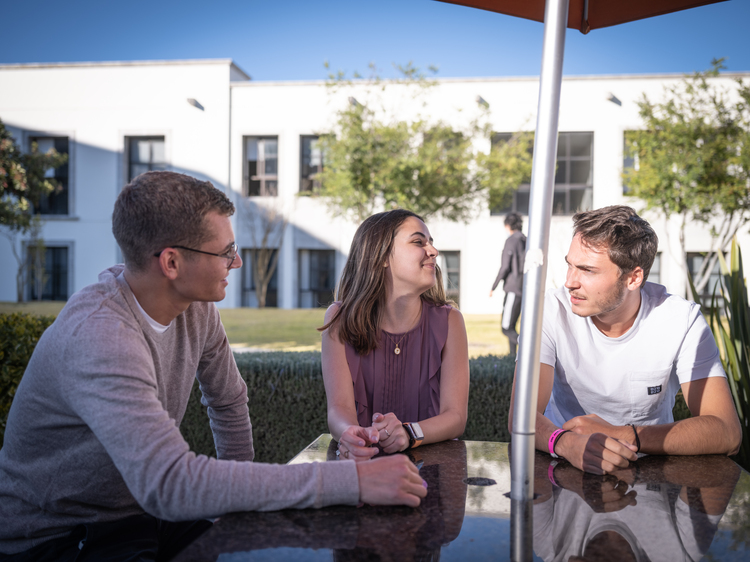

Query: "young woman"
left=321, top=209, right=470, bottom=462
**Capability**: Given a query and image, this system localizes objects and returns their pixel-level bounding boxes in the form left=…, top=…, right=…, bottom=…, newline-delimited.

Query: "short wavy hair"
left=572, top=205, right=658, bottom=284
left=112, top=171, right=235, bottom=272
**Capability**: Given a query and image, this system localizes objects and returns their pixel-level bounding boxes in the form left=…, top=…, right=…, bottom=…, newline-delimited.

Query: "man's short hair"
left=112, top=171, right=235, bottom=272
left=572, top=205, right=658, bottom=283
left=504, top=212, right=523, bottom=231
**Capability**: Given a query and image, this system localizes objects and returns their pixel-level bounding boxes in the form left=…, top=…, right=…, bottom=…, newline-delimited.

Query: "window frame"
left=243, top=136, right=279, bottom=197
left=299, top=135, right=323, bottom=193
left=27, top=134, right=72, bottom=217
left=491, top=131, right=593, bottom=216
left=24, top=241, right=74, bottom=301
left=298, top=249, right=336, bottom=308
left=241, top=248, right=279, bottom=307
left=439, top=250, right=460, bottom=307
left=125, top=136, right=168, bottom=183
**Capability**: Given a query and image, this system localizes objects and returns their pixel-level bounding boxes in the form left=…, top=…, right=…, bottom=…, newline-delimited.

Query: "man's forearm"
left=637, top=414, right=740, bottom=456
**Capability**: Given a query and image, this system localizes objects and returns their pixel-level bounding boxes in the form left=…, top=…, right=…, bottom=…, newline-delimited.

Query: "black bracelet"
left=630, top=423, right=641, bottom=453
left=552, top=429, right=570, bottom=457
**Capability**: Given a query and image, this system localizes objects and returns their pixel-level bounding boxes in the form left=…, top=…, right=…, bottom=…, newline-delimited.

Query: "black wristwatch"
left=403, top=422, right=424, bottom=449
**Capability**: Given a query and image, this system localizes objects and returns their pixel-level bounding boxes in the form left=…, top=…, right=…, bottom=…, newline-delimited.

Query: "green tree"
left=624, top=60, right=750, bottom=296
left=314, top=64, right=533, bottom=223
left=0, top=118, right=67, bottom=300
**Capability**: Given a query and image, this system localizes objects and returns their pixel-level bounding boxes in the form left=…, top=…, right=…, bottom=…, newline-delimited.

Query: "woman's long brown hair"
left=319, top=209, right=451, bottom=355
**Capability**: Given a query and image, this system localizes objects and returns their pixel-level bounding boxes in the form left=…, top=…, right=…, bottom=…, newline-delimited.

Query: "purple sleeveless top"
left=344, top=301, right=452, bottom=427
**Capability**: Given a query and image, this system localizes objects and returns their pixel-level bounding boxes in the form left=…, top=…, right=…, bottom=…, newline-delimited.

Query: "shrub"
left=0, top=319, right=697, bottom=461
left=0, top=312, right=56, bottom=446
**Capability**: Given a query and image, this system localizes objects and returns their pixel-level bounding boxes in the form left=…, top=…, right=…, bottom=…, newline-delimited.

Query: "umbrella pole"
left=510, top=0, right=569, bottom=502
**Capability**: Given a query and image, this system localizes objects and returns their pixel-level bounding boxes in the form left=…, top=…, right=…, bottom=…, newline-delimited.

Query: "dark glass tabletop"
left=174, top=435, right=750, bottom=561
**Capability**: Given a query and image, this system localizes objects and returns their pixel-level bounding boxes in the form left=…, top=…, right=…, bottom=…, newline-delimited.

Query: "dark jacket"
left=492, top=230, right=526, bottom=295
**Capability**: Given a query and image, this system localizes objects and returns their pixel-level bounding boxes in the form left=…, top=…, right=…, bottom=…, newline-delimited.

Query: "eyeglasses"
left=154, top=243, right=239, bottom=268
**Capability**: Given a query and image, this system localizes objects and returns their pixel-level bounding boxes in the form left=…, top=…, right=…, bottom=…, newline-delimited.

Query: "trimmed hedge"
left=0, top=312, right=691, bottom=463
left=0, top=313, right=56, bottom=446
left=180, top=353, right=517, bottom=464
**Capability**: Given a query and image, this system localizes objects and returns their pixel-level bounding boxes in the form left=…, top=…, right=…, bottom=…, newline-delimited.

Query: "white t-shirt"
left=533, top=483, right=722, bottom=562
left=540, top=282, right=725, bottom=427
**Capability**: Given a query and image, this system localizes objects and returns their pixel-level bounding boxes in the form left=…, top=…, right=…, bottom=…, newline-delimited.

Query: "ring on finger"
left=384, top=428, right=391, bottom=437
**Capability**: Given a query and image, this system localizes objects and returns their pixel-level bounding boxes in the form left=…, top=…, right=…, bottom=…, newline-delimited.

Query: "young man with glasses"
left=0, top=171, right=426, bottom=560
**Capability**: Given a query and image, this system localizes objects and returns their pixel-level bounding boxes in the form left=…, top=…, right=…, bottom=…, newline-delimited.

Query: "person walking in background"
left=490, top=212, right=526, bottom=356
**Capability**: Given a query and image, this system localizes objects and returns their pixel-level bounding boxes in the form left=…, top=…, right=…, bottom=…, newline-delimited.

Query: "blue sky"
left=2, top=0, right=748, bottom=80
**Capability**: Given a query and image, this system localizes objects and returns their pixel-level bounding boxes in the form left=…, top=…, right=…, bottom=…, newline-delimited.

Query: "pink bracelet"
left=548, top=429, right=568, bottom=458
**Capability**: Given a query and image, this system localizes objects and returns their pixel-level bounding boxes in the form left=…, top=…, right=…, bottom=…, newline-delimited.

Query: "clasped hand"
left=338, top=412, right=410, bottom=462
left=558, top=414, right=638, bottom=475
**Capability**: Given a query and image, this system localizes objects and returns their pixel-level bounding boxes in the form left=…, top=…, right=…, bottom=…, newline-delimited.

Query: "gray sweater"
left=0, top=266, right=359, bottom=554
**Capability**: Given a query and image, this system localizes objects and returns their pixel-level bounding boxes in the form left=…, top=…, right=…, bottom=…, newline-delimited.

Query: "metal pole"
left=510, top=0, right=569, bottom=503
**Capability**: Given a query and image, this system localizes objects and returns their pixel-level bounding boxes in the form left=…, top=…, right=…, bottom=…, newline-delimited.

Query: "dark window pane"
left=569, top=188, right=593, bottom=213
left=247, top=180, right=261, bottom=197
left=444, top=253, right=460, bottom=271
left=569, top=133, right=592, bottom=157
left=569, top=160, right=592, bottom=185
left=130, top=164, right=151, bottom=178
left=516, top=191, right=530, bottom=215
left=557, top=133, right=567, bottom=158
left=552, top=191, right=567, bottom=215
left=32, top=136, right=69, bottom=215
left=554, top=160, right=567, bottom=185
left=265, top=181, right=278, bottom=196
left=29, top=246, right=68, bottom=301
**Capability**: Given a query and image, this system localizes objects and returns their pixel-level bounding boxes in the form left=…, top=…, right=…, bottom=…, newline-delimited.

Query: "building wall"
left=1, top=60, right=748, bottom=312
left=0, top=60, right=240, bottom=303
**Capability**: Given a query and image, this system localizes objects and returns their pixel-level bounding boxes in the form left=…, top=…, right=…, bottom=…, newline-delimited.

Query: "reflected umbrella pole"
left=511, top=0, right=569, bottom=559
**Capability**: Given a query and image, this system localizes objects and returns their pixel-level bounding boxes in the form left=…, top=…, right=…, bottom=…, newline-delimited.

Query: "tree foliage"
left=0, top=118, right=67, bottom=232
left=624, top=60, right=750, bottom=294
left=314, top=64, right=533, bottom=223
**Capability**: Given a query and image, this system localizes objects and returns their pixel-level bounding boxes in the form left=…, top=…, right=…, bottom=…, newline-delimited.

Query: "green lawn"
left=1, top=302, right=510, bottom=357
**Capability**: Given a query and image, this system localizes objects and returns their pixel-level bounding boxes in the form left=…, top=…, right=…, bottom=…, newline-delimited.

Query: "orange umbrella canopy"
left=438, top=0, right=727, bottom=34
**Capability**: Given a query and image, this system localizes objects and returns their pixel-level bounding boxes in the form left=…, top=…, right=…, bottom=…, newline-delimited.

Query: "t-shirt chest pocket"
left=629, top=366, right=674, bottom=420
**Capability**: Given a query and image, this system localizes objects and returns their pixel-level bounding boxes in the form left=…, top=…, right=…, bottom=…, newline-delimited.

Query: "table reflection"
left=531, top=451, right=741, bottom=562
left=174, top=438, right=750, bottom=561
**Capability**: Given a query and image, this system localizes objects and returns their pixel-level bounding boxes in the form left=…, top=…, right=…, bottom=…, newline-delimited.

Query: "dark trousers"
left=501, top=292, right=522, bottom=356
left=0, top=514, right=212, bottom=562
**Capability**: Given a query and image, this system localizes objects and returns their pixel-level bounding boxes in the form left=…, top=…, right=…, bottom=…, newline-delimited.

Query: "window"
left=687, top=253, right=725, bottom=309
left=30, top=137, right=69, bottom=215
left=622, top=130, right=639, bottom=195
left=27, top=246, right=69, bottom=301
left=244, top=137, right=278, bottom=196
left=300, top=136, right=323, bottom=192
left=241, top=248, right=278, bottom=307
left=298, top=249, right=336, bottom=308
left=646, top=253, right=661, bottom=285
left=439, top=251, right=460, bottom=307
left=492, top=132, right=593, bottom=216
left=127, top=137, right=167, bottom=182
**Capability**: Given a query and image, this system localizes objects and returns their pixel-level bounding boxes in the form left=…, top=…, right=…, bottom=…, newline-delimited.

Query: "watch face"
left=411, top=422, right=424, bottom=440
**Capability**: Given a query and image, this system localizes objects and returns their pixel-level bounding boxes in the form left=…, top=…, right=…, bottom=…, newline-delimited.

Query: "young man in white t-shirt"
left=509, top=205, right=741, bottom=475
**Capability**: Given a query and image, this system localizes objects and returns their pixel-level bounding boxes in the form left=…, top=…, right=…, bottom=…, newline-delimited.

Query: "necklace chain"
left=383, top=303, right=422, bottom=355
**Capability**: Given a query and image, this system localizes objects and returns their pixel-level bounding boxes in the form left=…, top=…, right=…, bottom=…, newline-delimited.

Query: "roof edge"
left=231, top=71, right=750, bottom=87
left=0, top=58, right=241, bottom=71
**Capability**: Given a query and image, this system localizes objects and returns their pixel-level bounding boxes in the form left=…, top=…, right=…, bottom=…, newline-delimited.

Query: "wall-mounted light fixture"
left=607, top=93, right=622, bottom=106
left=187, top=98, right=205, bottom=111
left=476, top=95, right=489, bottom=108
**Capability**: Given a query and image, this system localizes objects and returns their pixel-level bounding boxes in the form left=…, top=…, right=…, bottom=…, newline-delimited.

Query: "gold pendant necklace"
left=386, top=332, right=408, bottom=355
left=384, top=303, right=422, bottom=355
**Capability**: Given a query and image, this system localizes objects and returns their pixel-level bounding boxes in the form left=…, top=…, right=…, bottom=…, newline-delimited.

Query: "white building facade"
left=1, top=59, right=747, bottom=314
